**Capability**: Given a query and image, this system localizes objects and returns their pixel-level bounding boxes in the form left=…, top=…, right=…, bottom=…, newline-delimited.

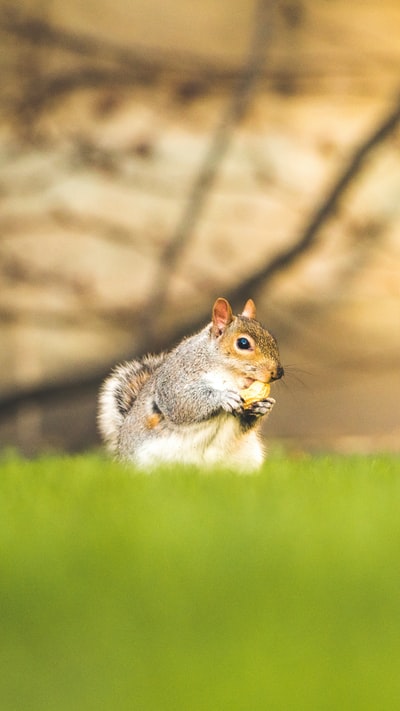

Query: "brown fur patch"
left=146, top=413, right=162, bottom=429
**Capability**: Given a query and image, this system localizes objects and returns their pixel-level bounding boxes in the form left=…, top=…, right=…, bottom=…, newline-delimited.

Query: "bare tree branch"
left=224, top=92, right=400, bottom=306
left=2, top=88, right=399, bottom=423
left=0, top=5, right=253, bottom=131
left=0, top=6, right=239, bottom=84
left=140, top=0, right=274, bottom=332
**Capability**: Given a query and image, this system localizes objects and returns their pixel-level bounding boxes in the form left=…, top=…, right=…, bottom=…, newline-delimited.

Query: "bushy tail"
left=97, top=354, right=165, bottom=454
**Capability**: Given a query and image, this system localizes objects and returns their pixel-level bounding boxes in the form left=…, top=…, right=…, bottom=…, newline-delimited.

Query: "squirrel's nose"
left=270, top=365, right=284, bottom=382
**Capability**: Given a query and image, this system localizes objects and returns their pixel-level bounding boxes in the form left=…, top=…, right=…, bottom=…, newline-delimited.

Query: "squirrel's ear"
left=241, top=299, right=256, bottom=320
left=212, top=298, right=233, bottom=336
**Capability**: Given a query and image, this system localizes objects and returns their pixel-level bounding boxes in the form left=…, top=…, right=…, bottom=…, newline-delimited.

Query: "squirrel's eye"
left=236, top=337, right=251, bottom=350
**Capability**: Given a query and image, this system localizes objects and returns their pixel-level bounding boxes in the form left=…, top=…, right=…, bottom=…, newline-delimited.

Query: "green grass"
left=1, top=452, right=400, bottom=711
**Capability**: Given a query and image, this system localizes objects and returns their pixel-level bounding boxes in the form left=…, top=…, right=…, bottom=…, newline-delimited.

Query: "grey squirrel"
left=98, top=297, right=284, bottom=472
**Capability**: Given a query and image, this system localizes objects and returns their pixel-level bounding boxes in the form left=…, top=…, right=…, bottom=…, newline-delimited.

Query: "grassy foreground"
left=1, top=452, right=400, bottom=711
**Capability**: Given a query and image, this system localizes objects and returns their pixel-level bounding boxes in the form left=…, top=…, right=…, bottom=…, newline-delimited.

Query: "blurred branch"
left=0, top=4, right=243, bottom=133
left=140, top=0, right=274, bottom=333
left=2, top=89, right=400, bottom=422
left=226, top=92, right=400, bottom=305
left=0, top=6, right=239, bottom=85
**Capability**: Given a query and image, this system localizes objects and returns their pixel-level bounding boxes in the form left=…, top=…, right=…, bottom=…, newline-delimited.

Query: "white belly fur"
left=134, top=415, right=264, bottom=473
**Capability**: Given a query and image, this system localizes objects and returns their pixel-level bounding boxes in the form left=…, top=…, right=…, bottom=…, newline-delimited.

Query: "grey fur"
left=98, top=307, right=283, bottom=470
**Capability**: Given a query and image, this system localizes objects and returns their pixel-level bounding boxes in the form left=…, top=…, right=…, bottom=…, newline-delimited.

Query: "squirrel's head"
left=211, top=297, right=284, bottom=388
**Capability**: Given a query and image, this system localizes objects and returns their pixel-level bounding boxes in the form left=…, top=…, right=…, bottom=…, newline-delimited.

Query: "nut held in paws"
left=240, top=380, right=270, bottom=409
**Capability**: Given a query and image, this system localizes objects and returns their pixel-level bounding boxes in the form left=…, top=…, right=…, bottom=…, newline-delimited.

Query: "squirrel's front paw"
left=245, top=397, right=276, bottom=417
left=220, top=389, right=243, bottom=414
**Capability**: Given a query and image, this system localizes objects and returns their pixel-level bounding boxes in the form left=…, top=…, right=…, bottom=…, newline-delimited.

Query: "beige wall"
left=1, top=1, right=399, bottom=453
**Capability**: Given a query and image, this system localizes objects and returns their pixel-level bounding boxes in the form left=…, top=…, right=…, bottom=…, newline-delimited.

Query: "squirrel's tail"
left=97, top=354, right=165, bottom=454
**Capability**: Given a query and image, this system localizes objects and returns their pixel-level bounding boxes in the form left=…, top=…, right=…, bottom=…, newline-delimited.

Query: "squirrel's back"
left=98, top=353, right=165, bottom=454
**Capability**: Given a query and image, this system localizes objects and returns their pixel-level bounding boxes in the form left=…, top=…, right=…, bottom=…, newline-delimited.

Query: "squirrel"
left=98, top=297, right=284, bottom=472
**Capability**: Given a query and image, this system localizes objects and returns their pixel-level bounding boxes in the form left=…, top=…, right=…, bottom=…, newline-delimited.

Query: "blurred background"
left=0, top=0, right=399, bottom=456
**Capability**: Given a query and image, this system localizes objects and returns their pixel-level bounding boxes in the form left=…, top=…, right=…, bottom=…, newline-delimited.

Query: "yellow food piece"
left=240, top=380, right=270, bottom=408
